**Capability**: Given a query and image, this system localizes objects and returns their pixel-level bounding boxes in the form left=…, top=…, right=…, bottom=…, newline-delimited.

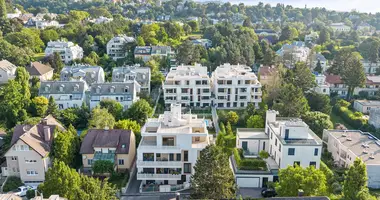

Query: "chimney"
left=43, top=126, right=51, bottom=142
left=41, top=118, right=48, bottom=125
left=298, top=189, right=304, bottom=197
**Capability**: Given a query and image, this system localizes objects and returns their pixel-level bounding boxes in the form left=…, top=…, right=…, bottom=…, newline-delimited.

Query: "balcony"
left=137, top=173, right=181, bottom=180
left=137, top=161, right=182, bottom=167
left=192, top=141, right=209, bottom=149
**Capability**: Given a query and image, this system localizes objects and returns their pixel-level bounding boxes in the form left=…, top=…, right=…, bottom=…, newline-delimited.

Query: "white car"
left=14, top=186, right=36, bottom=196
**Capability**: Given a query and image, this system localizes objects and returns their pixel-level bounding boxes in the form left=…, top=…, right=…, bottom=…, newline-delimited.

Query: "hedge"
left=333, top=105, right=367, bottom=129
left=233, top=148, right=267, bottom=171
left=3, top=176, right=23, bottom=192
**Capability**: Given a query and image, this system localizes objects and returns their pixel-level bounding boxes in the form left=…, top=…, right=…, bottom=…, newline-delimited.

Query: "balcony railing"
left=137, top=160, right=182, bottom=167
left=137, top=173, right=181, bottom=180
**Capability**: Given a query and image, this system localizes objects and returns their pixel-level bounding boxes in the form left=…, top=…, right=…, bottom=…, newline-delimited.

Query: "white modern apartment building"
left=39, top=80, right=88, bottom=110
left=137, top=104, right=211, bottom=187
left=0, top=60, right=17, bottom=84
left=211, top=63, right=262, bottom=108
left=106, top=35, right=135, bottom=60
left=232, top=110, right=323, bottom=188
left=89, top=81, right=140, bottom=110
left=44, top=40, right=83, bottom=63
left=313, top=73, right=330, bottom=95
left=163, top=64, right=211, bottom=107
left=323, top=130, right=380, bottom=188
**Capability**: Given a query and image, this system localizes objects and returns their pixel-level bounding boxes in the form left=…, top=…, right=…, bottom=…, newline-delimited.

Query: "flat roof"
left=237, top=128, right=267, bottom=139
left=329, top=130, right=380, bottom=165
left=355, top=100, right=380, bottom=107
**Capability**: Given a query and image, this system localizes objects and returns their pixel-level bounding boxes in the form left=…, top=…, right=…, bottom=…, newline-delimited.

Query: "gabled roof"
left=10, top=115, right=65, bottom=157
left=80, top=129, right=133, bottom=154
left=0, top=194, right=22, bottom=200
left=0, top=60, right=17, bottom=72
left=90, top=81, right=140, bottom=96
left=27, top=62, right=53, bottom=76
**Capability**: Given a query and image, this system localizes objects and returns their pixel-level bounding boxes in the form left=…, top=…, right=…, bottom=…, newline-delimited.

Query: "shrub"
left=233, top=148, right=267, bottom=171
left=93, top=160, right=114, bottom=174
left=26, top=189, right=36, bottom=199
left=3, top=176, right=23, bottom=192
left=259, top=150, right=269, bottom=159
left=333, top=104, right=367, bottom=129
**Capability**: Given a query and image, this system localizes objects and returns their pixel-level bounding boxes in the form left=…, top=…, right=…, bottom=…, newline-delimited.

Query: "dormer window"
left=142, top=75, right=146, bottom=79
left=59, top=84, right=64, bottom=92
left=96, top=86, right=101, bottom=93
left=45, top=85, right=50, bottom=92
left=74, top=84, right=79, bottom=92
left=110, top=86, right=115, bottom=93
left=124, top=86, right=129, bottom=93
left=91, top=72, right=95, bottom=78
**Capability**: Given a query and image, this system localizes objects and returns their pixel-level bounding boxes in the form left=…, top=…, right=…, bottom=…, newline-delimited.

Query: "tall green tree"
left=279, top=25, right=298, bottom=41
left=246, top=115, right=265, bottom=128
left=46, top=96, right=59, bottom=117
left=0, top=0, right=6, bottom=19
left=15, top=67, right=31, bottom=105
left=115, top=119, right=141, bottom=146
left=302, top=111, right=333, bottom=138
left=341, top=55, right=366, bottom=99
left=89, top=108, right=115, bottom=129
left=306, top=91, right=332, bottom=114
left=99, top=99, right=123, bottom=121
left=343, top=158, right=370, bottom=200
left=273, top=84, right=310, bottom=117
left=191, top=145, right=236, bottom=199
left=276, top=165, right=327, bottom=197
left=315, top=60, right=323, bottom=73
left=51, top=125, right=79, bottom=167
left=31, top=96, right=49, bottom=117
left=125, top=99, right=153, bottom=125
left=291, top=62, right=316, bottom=93
left=318, top=28, right=330, bottom=44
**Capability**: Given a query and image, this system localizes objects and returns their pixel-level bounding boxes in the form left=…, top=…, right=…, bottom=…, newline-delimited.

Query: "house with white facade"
left=211, top=63, right=262, bottom=108
left=369, top=109, right=380, bottom=129
left=323, top=130, right=380, bottom=188
left=0, top=60, right=17, bottom=84
left=362, top=60, right=380, bottom=75
left=313, top=73, right=330, bottom=95
left=6, top=8, right=22, bottom=19
left=134, top=46, right=173, bottom=62
left=60, top=64, right=105, bottom=86
left=44, top=40, right=83, bottom=63
left=276, top=41, right=310, bottom=67
left=231, top=110, right=323, bottom=188
left=330, top=23, right=351, bottom=32
left=2, top=116, right=65, bottom=186
left=163, top=64, right=211, bottom=107
left=106, top=35, right=135, bottom=60
left=312, top=53, right=328, bottom=71
left=326, top=74, right=380, bottom=97
left=112, top=65, right=151, bottom=94
left=35, top=20, right=61, bottom=29
left=39, top=80, right=88, bottom=110
left=88, top=16, right=113, bottom=24
left=353, top=100, right=380, bottom=114
left=89, top=81, right=140, bottom=110
left=137, top=104, right=211, bottom=190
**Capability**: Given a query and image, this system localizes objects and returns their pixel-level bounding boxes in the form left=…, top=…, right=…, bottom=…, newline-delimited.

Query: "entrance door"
left=262, top=177, right=269, bottom=188
left=181, top=175, right=186, bottom=183
left=242, top=141, right=248, bottom=151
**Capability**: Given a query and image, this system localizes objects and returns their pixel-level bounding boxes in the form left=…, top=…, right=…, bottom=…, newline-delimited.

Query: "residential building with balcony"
left=323, top=130, right=380, bottom=188
left=39, top=80, right=88, bottom=110
left=44, top=40, right=83, bottom=64
left=112, top=65, right=151, bottom=94
left=134, top=46, right=173, bottom=62
left=0, top=60, right=17, bottom=84
left=231, top=110, right=323, bottom=188
left=106, top=35, right=135, bottom=60
left=353, top=100, right=380, bottom=114
left=2, top=116, right=65, bottom=186
left=89, top=81, right=140, bottom=110
left=137, top=104, right=211, bottom=187
left=326, top=74, right=380, bottom=97
left=313, top=73, right=330, bottom=95
left=211, top=63, right=262, bottom=108
left=163, top=64, right=211, bottom=107
left=60, top=64, right=105, bottom=86
left=80, top=129, right=136, bottom=173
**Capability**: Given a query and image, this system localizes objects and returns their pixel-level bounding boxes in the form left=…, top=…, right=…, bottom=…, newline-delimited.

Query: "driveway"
left=237, top=188, right=263, bottom=199
left=125, top=172, right=141, bottom=194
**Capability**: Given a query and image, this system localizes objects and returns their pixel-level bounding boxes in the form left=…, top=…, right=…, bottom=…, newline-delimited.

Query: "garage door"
left=237, top=177, right=259, bottom=188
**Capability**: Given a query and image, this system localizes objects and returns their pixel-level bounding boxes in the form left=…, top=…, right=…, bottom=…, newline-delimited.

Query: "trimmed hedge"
left=233, top=148, right=267, bottom=171
left=333, top=105, right=367, bottom=129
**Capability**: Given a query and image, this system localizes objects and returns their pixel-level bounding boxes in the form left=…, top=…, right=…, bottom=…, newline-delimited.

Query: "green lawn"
left=181, top=32, right=202, bottom=40
left=330, top=111, right=354, bottom=130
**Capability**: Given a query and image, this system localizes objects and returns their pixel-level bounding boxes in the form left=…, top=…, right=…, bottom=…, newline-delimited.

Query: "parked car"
left=261, top=188, right=277, bottom=197
left=14, top=186, right=36, bottom=196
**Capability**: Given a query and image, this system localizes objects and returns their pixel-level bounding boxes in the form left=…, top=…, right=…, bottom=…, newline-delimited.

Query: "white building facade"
left=112, top=65, right=151, bottom=94
left=163, top=64, right=211, bottom=107
left=44, top=41, right=83, bottom=63
left=0, top=60, right=17, bottom=84
left=137, top=104, right=211, bottom=187
left=106, top=35, right=135, bottom=60
left=211, top=63, right=262, bottom=108
left=313, top=74, right=330, bottom=95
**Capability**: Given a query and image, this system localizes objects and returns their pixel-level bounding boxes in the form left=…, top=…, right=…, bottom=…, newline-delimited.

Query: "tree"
left=279, top=25, right=298, bottom=41
left=359, top=38, right=380, bottom=64
left=226, top=111, right=239, bottom=125
left=31, top=96, right=49, bottom=117
left=89, top=108, right=115, bottom=129
left=115, top=119, right=141, bottom=146
left=0, top=0, right=6, bottom=19
left=246, top=115, right=265, bottom=128
left=40, top=29, right=59, bottom=44
left=327, top=48, right=353, bottom=75
left=273, top=84, right=310, bottom=117
left=136, top=36, right=145, bottom=46
left=44, top=52, right=64, bottom=72
left=51, top=125, right=79, bottom=167
left=341, top=55, right=366, bottom=99
left=276, top=165, right=326, bottom=197
left=259, top=150, right=269, bottom=159
left=125, top=99, right=153, bottom=125
left=191, top=145, right=236, bottom=199
left=93, top=160, right=114, bottom=174
left=46, top=96, right=59, bottom=117
left=79, top=175, right=117, bottom=200
left=176, top=40, right=201, bottom=65
left=242, top=18, right=253, bottom=28
left=306, top=92, right=332, bottom=114
left=302, top=112, right=333, bottom=138
left=15, top=67, right=31, bottom=105
left=99, top=99, right=123, bottom=121
left=343, top=158, right=369, bottom=200
left=291, top=62, right=316, bottom=93
left=318, top=28, right=330, bottom=44
left=315, top=60, right=323, bottom=73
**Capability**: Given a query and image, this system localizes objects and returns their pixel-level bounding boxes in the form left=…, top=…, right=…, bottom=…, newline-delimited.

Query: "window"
left=285, top=129, right=289, bottom=139
left=294, top=161, right=300, bottom=167
left=176, top=153, right=181, bottom=161
left=11, top=156, right=17, bottom=161
left=279, top=144, right=281, bottom=152
left=88, top=159, right=93, bottom=165
left=270, top=131, right=273, bottom=139
left=25, top=160, right=37, bottom=163
left=184, top=151, right=188, bottom=162
left=118, top=159, right=124, bottom=165
left=169, top=153, right=174, bottom=161
left=217, top=88, right=224, bottom=93
left=314, top=148, right=319, bottom=156
left=184, top=163, right=191, bottom=173
left=275, top=139, right=277, bottom=146
left=143, top=153, right=154, bottom=161
left=288, top=148, right=295, bottom=155
left=310, top=162, right=317, bottom=167
left=26, top=170, right=38, bottom=176
left=163, top=137, right=175, bottom=146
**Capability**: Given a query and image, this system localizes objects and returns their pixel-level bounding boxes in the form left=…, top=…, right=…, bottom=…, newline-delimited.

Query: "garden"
left=233, top=148, right=267, bottom=171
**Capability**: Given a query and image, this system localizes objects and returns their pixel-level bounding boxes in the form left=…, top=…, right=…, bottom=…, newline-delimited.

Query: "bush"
left=333, top=104, right=367, bottom=129
left=93, top=160, right=114, bottom=174
left=26, top=189, right=36, bottom=199
left=3, top=176, right=23, bottom=192
left=233, top=148, right=267, bottom=171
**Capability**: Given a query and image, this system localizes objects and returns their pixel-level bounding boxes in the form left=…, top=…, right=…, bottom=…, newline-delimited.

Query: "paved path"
left=151, top=86, right=162, bottom=117
left=211, top=106, right=220, bottom=135
left=125, top=172, right=141, bottom=194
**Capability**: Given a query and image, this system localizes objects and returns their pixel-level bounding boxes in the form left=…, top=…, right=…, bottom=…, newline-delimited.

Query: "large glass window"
left=288, top=148, right=295, bottom=155
left=163, top=137, right=175, bottom=146
left=184, top=163, right=191, bottom=173
left=143, top=153, right=154, bottom=161
left=184, top=151, right=188, bottom=161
